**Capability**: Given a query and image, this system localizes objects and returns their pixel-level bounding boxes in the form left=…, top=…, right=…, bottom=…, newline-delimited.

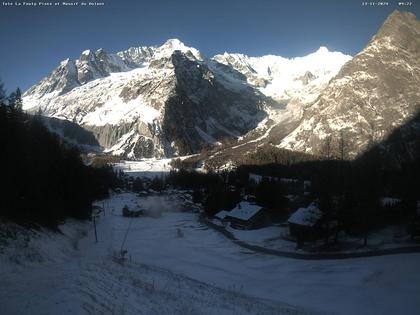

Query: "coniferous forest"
left=166, top=123, right=420, bottom=245
left=0, top=82, right=117, bottom=227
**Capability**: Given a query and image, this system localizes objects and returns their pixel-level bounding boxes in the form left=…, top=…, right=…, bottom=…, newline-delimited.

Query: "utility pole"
left=93, top=214, right=98, bottom=243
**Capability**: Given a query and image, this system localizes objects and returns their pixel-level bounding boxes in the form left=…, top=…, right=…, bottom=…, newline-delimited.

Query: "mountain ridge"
left=23, top=38, right=350, bottom=159
left=23, top=11, right=419, bottom=163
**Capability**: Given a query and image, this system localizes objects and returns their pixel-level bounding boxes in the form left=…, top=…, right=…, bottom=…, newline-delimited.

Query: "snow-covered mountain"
left=277, top=10, right=420, bottom=158
left=213, top=46, right=350, bottom=105
left=23, top=38, right=350, bottom=159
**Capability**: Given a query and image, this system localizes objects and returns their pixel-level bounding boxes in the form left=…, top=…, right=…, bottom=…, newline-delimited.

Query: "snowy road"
left=1, top=192, right=420, bottom=315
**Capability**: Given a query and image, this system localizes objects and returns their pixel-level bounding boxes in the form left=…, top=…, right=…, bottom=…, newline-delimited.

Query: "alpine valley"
left=22, top=10, right=420, bottom=166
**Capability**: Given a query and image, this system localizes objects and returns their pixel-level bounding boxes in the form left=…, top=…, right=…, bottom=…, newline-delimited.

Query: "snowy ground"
left=0, top=194, right=305, bottom=315
left=1, top=192, right=420, bottom=315
left=114, top=158, right=174, bottom=178
left=216, top=222, right=419, bottom=254
left=224, top=224, right=297, bottom=251
left=113, top=155, right=201, bottom=178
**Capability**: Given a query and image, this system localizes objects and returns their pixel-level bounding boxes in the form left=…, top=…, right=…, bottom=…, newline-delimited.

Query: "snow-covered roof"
left=225, top=202, right=263, bottom=221
left=380, top=197, right=401, bottom=207
left=288, top=203, right=322, bottom=227
left=214, top=210, right=229, bottom=220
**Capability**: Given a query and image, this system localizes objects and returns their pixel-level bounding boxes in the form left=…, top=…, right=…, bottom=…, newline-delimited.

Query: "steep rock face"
left=212, top=53, right=268, bottom=88
left=116, top=46, right=155, bottom=68
left=162, top=52, right=266, bottom=155
left=279, top=11, right=420, bottom=158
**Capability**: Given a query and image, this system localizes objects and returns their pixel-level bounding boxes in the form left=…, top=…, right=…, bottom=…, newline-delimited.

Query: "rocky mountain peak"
left=278, top=11, right=420, bottom=159
left=337, top=10, right=420, bottom=79
left=153, top=38, right=202, bottom=61
left=116, top=46, right=155, bottom=67
left=95, top=48, right=108, bottom=59
left=315, top=46, right=329, bottom=54
left=79, top=49, right=92, bottom=60
left=363, top=10, right=419, bottom=54
left=377, top=10, right=419, bottom=36
left=298, top=71, right=316, bottom=85
left=162, top=38, right=185, bottom=48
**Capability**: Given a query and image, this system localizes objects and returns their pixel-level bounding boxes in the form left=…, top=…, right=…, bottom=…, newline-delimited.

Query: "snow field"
left=0, top=194, right=307, bottom=315
left=1, top=191, right=420, bottom=315
left=106, top=193, right=420, bottom=315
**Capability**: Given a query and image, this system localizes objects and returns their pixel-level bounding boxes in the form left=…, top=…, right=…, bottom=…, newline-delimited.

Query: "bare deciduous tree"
left=321, top=135, right=333, bottom=159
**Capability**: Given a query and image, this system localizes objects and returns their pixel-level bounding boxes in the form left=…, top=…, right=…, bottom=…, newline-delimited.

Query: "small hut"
left=224, top=202, right=268, bottom=230
left=288, top=203, right=322, bottom=241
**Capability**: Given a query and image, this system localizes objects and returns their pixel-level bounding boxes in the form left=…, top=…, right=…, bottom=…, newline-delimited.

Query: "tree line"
left=0, top=82, right=118, bottom=227
left=166, top=137, right=420, bottom=245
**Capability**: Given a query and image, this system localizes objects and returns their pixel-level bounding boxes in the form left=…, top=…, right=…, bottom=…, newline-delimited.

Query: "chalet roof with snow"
left=288, top=203, right=322, bottom=227
left=225, top=202, right=263, bottom=221
left=214, top=210, right=229, bottom=220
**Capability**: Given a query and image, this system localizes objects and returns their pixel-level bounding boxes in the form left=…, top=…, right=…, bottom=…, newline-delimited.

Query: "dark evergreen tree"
left=14, top=88, right=23, bottom=111
left=0, top=82, right=117, bottom=227
left=0, top=81, right=6, bottom=104
left=132, top=177, right=144, bottom=192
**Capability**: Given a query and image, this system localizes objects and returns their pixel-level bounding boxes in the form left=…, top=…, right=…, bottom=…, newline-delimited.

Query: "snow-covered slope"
left=278, top=10, right=420, bottom=158
left=23, top=38, right=350, bottom=159
left=24, top=46, right=153, bottom=105
left=0, top=197, right=306, bottom=315
left=2, top=192, right=420, bottom=315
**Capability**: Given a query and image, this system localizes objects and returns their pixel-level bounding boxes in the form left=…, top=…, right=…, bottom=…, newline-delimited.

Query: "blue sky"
left=0, top=0, right=418, bottom=92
